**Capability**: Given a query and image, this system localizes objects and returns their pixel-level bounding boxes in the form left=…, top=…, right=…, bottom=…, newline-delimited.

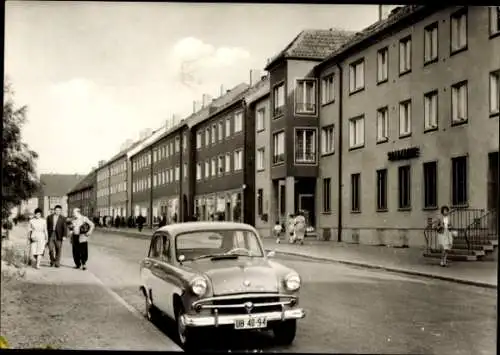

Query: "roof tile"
left=39, top=174, right=87, bottom=197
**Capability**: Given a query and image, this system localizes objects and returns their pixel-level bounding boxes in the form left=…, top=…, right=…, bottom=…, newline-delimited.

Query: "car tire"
left=273, top=319, right=297, bottom=345
left=144, top=292, right=160, bottom=323
left=175, top=305, right=199, bottom=351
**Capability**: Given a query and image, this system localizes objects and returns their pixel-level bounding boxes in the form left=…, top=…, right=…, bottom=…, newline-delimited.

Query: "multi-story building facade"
left=191, top=84, right=253, bottom=224
left=67, top=170, right=97, bottom=217
left=248, top=78, right=272, bottom=236
left=264, top=29, right=354, bottom=228
left=314, top=5, right=499, bottom=246
left=109, top=155, right=128, bottom=217
left=96, top=162, right=110, bottom=217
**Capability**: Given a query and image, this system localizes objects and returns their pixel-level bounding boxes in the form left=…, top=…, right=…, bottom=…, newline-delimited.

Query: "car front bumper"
left=181, top=308, right=305, bottom=327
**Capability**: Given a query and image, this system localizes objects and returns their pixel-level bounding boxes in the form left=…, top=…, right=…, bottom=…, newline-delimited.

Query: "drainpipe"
left=336, top=62, right=343, bottom=243
left=149, top=147, right=154, bottom=228
left=179, top=129, right=184, bottom=222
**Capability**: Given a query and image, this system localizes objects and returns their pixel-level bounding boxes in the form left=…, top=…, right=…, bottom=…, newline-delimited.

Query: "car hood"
left=185, top=257, right=279, bottom=295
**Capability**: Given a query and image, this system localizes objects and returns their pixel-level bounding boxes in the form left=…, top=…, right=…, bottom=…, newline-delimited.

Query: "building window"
left=424, top=91, right=438, bottom=130
left=225, top=153, right=231, bottom=173
left=321, top=125, right=334, bottom=155
left=295, top=79, right=316, bottom=114
left=183, top=162, right=188, bottom=180
left=399, top=36, right=412, bottom=74
left=218, top=121, right=224, bottom=141
left=174, top=166, right=179, bottom=181
left=273, top=83, right=285, bottom=117
left=204, top=160, right=210, bottom=179
left=218, top=155, right=224, bottom=175
left=490, top=6, right=500, bottom=36
left=452, top=156, right=468, bottom=206
left=153, top=174, right=158, bottom=187
left=225, top=118, right=231, bottom=137
left=183, top=133, right=187, bottom=151
left=451, top=81, right=468, bottom=124
left=272, top=131, right=285, bottom=165
left=398, top=165, right=411, bottom=209
left=256, top=148, right=265, bottom=171
left=349, top=60, right=364, bottom=93
left=175, top=137, right=180, bottom=152
left=256, top=108, right=265, bottom=131
left=205, top=127, right=210, bottom=146
left=212, top=124, right=217, bottom=144
left=211, top=158, right=216, bottom=177
left=348, top=115, right=365, bottom=149
left=257, top=189, right=263, bottom=216
left=323, top=178, right=331, bottom=213
left=295, top=129, right=316, bottom=163
left=399, top=100, right=412, bottom=137
left=423, top=161, right=438, bottom=209
left=376, top=107, right=389, bottom=143
left=376, top=169, right=388, bottom=211
left=234, top=112, right=243, bottom=133
left=490, top=70, right=500, bottom=116
left=350, top=173, right=361, bottom=212
left=451, top=9, right=467, bottom=53
left=196, top=163, right=202, bottom=181
left=234, top=150, right=243, bottom=171
left=377, top=47, right=388, bottom=83
left=424, top=23, right=438, bottom=64
left=153, top=149, right=157, bottom=163
left=321, top=75, right=334, bottom=104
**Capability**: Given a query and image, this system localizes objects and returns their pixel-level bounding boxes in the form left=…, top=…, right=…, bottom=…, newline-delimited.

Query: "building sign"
left=387, top=147, right=420, bottom=162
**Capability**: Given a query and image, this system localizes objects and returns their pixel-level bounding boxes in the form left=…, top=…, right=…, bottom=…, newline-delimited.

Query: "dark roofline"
left=67, top=170, right=97, bottom=195
left=131, top=121, right=189, bottom=158
left=264, top=31, right=304, bottom=71
left=315, top=5, right=444, bottom=72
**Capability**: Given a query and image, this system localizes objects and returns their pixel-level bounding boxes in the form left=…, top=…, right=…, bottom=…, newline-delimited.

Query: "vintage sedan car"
left=139, top=221, right=305, bottom=349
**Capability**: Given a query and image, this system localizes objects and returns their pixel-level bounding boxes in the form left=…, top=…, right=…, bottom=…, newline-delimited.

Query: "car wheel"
left=144, top=292, right=159, bottom=323
left=175, top=305, right=198, bottom=350
left=273, top=319, right=297, bottom=345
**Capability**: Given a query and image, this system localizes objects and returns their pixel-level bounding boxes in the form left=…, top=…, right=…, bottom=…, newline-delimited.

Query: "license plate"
left=234, top=316, right=267, bottom=330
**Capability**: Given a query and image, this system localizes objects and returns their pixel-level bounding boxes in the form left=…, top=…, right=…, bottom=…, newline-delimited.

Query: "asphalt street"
left=81, top=230, right=497, bottom=354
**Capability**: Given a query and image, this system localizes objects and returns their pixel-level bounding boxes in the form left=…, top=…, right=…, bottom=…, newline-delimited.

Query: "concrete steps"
left=423, top=252, right=478, bottom=261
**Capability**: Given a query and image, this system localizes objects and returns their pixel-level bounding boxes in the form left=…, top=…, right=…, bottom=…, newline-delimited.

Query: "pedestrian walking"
left=28, top=208, right=48, bottom=269
left=287, top=214, right=296, bottom=243
left=436, top=205, right=455, bottom=267
left=136, top=214, right=145, bottom=232
left=69, top=208, right=95, bottom=270
left=273, top=220, right=283, bottom=244
left=293, top=211, right=306, bottom=246
left=46, top=204, right=67, bottom=268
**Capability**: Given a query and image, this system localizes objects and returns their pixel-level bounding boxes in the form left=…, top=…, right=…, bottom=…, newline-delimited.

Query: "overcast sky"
left=5, top=2, right=380, bottom=175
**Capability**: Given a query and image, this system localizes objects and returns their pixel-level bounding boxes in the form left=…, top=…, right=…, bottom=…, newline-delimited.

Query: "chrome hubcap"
left=178, top=314, right=186, bottom=343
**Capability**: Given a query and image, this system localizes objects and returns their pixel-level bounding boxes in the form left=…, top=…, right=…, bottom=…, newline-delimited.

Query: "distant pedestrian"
left=287, top=214, right=295, bottom=243
left=136, top=214, right=145, bottom=232
left=28, top=208, right=48, bottom=269
left=70, top=208, right=95, bottom=270
left=293, top=211, right=306, bottom=246
left=273, top=221, right=283, bottom=244
left=159, top=214, right=167, bottom=228
left=46, top=204, right=67, bottom=268
left=436, top=205, right=455, bottom=267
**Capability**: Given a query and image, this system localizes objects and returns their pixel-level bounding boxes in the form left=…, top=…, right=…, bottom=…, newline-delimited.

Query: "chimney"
left=202, top=94, right=213, bottom=108
left=249, top=69, right=262, bottom=86
left=220, top=84, right=224, bottom=97
left=378, top=5, right=382, bottom=21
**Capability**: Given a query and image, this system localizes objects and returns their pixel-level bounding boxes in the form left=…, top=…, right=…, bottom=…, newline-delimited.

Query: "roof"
left=265, top=28, right=355, bottom=70
left=39, top=174, right=87, bottom=197
left=67, top=170, right=96, bottom=195
left=315, top=5, right=435, bottom=70
left=157, top=221, right=257, bottom=236
left=244, top=76, right=270, bottom=105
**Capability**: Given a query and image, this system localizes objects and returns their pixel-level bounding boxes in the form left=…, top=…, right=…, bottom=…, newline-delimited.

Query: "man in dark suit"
left=46, top=204, right=67, bottom=267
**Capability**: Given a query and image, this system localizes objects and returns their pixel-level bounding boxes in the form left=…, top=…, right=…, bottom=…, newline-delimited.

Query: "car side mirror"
left=267, top=250, right=276, bottom=258
left=178, top=254, right=186, bottom=262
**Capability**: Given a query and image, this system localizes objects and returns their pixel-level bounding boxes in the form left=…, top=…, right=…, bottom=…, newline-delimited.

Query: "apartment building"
left=248, top=78, right=272, bottom=236
left=314, top=6, right=500, bottom=246
left=108, top=155, right=128, bottom=217
left=264, top=29, right=354, bottom=228
left=131, top=147, right=152, bottom=222
left=191, top=84, right=253, bottom=223
left=67, top=170, right=97, bottom=217
left=96, top=161, right=110, bottom=217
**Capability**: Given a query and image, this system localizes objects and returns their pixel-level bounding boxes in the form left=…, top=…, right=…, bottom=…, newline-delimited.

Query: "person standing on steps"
left=436, top=205, right=455, bottom=267
left=69, top=208, right=95, bottom=270
left=46, top=204, right=67, bottom=268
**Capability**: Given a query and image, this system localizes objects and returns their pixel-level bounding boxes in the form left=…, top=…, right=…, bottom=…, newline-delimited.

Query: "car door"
left=146, top=234, right=165, bottom=311
left=141, top=234, right=160, bottom=294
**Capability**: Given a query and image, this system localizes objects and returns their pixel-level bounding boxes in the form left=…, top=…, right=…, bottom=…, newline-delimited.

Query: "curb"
left=98, top=228, right=497, bottom=290
left=267, top=249, right=497, bottom=290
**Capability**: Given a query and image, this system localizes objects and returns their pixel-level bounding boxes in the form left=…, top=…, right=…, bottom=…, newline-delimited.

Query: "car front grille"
left=211, top=296, right=282, bottom=315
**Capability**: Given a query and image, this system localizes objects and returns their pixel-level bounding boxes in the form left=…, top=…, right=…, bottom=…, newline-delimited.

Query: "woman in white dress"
left=28, top=208, right=48, bottom=269
left=436, top=205, right=454, bottom=267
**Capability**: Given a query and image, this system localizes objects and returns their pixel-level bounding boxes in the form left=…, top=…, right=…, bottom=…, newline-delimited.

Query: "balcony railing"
left=296, top=102, right=316, bottom=114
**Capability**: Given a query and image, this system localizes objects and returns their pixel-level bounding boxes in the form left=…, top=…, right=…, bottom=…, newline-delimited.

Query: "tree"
left=2, top=80, right=41, bottom=220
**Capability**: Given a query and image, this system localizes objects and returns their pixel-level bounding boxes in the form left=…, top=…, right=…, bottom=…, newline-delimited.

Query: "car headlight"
left=190, top=277, right=208, bottom=296
left=284, top=272, right=301, bottom=291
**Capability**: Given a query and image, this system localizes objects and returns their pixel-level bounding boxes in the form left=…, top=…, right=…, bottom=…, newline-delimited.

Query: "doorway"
left=298, top=194, right=315, bottom=227
left=488, top=152, right=499, bottom=212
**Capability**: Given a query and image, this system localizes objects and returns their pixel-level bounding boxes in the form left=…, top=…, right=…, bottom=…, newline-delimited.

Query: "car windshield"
left=175, top=229, right=264, bottom=261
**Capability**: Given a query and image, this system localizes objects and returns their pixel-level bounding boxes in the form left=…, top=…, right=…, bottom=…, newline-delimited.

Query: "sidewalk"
left=1, top=224, right=182, bottom=351
left=98, top=226, right=498, bottom=289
